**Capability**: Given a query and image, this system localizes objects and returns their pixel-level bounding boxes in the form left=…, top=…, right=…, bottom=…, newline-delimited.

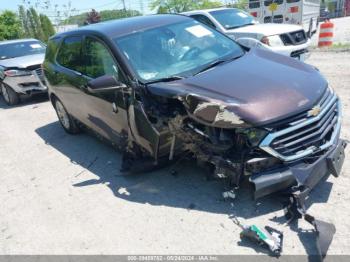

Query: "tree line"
left=63, top=9, right=142, bottom=26
left=0, top=5, right=55, bottom=42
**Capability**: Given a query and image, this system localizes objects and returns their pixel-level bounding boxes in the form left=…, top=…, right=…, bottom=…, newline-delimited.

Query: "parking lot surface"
left=0, top=50, right=349, bottom=255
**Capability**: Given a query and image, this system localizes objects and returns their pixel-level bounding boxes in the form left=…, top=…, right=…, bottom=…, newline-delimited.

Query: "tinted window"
left=57, top=36, right=83, bottom=72
left=0, top=41, right=46, bottom=60
left=209, top=9, right=256, bottom=30
left=264, top=15, right=284, bottom=23
left=249, top=0, right=260, bottom=8
left=83, top=37, right=119, bottom=79
left=190, top=15, right=216, bottom=29
left=264, top=0, right=283, bottom=6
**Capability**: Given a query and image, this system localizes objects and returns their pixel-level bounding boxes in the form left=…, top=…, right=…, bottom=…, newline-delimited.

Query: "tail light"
left=250, top=12, right=258, bottom=17
left=289, top=6, right=299, bottom=13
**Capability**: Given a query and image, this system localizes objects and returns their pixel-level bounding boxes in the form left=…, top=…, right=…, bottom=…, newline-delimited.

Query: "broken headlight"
left=238, top=128, right=268, bottom=146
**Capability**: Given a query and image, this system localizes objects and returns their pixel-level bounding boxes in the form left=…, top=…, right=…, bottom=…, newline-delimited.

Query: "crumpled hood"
left=0, top=53, right=45, bottom=69
left=229, top=23, right=304, bottom=36
left=147, top=48, right=327, bottom=126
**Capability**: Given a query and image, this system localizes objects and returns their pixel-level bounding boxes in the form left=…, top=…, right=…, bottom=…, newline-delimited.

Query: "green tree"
left=18, top=5, right=32, bottom=38
left=0, top=11, right=23, bottom=40
left=229, top=0, right=248, bottom=10
left=40, top=14, right=55, bottom=42
left=63, top=9, right=141, bottom=26
left=28, top=8, right=45, bottom=41
left=150, top=0, right=222, bottom=14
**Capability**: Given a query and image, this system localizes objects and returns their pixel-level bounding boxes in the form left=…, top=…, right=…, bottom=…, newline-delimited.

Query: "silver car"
left=0, top=39, right=47, bottom=105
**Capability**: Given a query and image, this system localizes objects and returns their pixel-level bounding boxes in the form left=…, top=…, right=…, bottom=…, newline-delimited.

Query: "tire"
left=1, top=83, right=19, bottom=106
left=53, top=98, right=81, bottom=134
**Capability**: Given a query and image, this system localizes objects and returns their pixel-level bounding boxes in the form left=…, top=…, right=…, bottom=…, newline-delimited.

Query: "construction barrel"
left=318, top=20, right=334, bottom=47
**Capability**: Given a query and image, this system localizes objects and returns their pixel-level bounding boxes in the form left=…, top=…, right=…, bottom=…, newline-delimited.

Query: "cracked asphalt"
left=0, top=50, right=349, bottom=257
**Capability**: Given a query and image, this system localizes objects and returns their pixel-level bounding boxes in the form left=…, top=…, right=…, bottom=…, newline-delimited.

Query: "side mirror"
left=235, top=37, right=271, bottom=51
left=87, top=75, right=125, bottom=93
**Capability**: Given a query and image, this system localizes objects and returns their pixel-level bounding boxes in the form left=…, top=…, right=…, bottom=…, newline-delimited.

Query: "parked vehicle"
left=0, top=39, right=47, bottom=105
left=44, top=15, right=345, bottom=199
left=247, top=0, right=320, bottom=37
left=182, top=8, right=311, bottom=60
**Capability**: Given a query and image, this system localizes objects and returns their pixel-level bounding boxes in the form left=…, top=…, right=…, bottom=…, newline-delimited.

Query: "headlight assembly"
left=261, top=35, right=285, bottom=47
left=4, top=69, right=32, bottom=77
left=238, top=128, right=268, bottom=146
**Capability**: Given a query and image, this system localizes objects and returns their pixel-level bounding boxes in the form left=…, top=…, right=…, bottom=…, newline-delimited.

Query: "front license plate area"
left=327, top=140, right=347, bottom=177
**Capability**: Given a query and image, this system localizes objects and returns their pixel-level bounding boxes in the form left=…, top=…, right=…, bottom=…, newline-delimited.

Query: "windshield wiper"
left=194, top=59, right=228, bottom=75
left=146, top=75, right=184, bottom=84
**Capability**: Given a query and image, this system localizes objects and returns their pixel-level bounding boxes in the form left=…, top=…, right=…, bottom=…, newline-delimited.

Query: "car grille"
left=33, top=67, right=44, bottom=82
left=280, top=30, right=307, bottom=46
left=260, top=88, right=341, bottom=162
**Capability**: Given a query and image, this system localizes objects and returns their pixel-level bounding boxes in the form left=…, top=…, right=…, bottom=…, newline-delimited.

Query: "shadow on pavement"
left=0, top=93, right=48, bottom=109
left=35, top=121, right=333, bottom=220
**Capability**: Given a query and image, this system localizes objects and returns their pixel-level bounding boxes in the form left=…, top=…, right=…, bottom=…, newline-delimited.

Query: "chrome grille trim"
left=259, top=93, right=341, bottom=162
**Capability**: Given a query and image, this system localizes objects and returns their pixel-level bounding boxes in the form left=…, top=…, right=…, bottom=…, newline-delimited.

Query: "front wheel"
left=1, top=83, right=19, bottom=106
left=54, top=98, right=81, bottom=134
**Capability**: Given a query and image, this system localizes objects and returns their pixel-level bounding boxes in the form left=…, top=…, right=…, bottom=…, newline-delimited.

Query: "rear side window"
left=83, top=37, right=119, bottom=79
left=56, top=36, right=83, bottom=73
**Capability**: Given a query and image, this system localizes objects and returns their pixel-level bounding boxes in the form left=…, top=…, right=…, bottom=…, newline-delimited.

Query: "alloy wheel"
left=55, top=100, right=70, bottom=130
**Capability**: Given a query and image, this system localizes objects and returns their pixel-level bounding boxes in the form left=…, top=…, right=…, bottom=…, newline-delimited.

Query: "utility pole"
left=122, top=0, right=126, bottom=11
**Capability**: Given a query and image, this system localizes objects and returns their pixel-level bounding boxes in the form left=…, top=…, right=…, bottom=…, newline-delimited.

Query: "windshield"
left=0, top=41, right=46, bottom=60
left=210, top=9, right=256, bottom=30
left=114, top=20, right=244, bottom=82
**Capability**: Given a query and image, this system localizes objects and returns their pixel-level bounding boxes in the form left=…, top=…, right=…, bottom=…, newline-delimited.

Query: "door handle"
left=112, top=102, right=118, bottom=113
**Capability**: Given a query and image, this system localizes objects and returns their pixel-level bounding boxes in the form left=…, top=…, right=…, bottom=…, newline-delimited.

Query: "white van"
left=247, top=0, right=320, bottom=37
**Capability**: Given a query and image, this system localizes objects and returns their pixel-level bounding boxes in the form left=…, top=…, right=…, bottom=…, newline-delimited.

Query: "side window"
left=56, top=36, right=83, bottom=72
left=83, top=37, right=120, bottom=80
left=190, top=15, right=216, bottom=29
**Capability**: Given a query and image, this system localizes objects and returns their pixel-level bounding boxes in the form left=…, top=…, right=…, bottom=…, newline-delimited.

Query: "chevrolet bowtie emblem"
left=308, top=105, right=321, bottom=117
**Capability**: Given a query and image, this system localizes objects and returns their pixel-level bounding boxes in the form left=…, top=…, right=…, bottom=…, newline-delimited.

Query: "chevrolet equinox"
left=43, top=15, right=346, bottom=199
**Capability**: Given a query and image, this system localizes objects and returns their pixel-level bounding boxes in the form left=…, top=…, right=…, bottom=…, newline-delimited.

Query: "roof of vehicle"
left=54, top=14, right=192, bottom=39
left=182, top=7, right=237, bottom=15
left=0, top=38, right=41, bottom=45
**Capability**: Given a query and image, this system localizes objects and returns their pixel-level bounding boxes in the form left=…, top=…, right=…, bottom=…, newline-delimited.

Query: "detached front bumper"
left=250, top=136, right=347, bottom=199
left=2, top=70, right=47, bottom=95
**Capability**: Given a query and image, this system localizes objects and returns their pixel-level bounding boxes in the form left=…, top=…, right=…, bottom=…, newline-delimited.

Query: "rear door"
left=54, top=35, right=87, bottom=121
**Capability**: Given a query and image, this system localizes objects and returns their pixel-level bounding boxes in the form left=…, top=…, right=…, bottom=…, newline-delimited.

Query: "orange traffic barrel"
left=318, top=20, right=334, bottom=47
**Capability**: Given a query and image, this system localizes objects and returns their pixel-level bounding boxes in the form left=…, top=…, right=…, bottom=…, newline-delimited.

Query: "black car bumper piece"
left=250, top=138, right=347, bottom=199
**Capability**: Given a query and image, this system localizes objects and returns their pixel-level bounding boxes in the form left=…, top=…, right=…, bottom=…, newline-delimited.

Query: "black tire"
left=1, top=83, right=19, bottom=106
left=53, top=98, right=81, bottom=134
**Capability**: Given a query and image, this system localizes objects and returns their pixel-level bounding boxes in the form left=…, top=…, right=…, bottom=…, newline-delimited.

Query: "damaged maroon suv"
left=43, top=14, right=346, bottom=200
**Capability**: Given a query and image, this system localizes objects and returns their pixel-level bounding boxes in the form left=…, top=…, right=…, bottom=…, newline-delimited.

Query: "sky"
left=0, top=0, right=155, bottom=15
left=0, top=0, right=231, bottom=24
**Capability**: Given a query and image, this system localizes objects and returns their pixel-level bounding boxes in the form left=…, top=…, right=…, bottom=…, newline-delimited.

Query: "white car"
left=182, top=8, right=311, bottom=61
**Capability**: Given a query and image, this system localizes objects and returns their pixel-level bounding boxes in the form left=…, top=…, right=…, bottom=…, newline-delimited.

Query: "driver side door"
left=79, top=35, right=129, bottom=144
